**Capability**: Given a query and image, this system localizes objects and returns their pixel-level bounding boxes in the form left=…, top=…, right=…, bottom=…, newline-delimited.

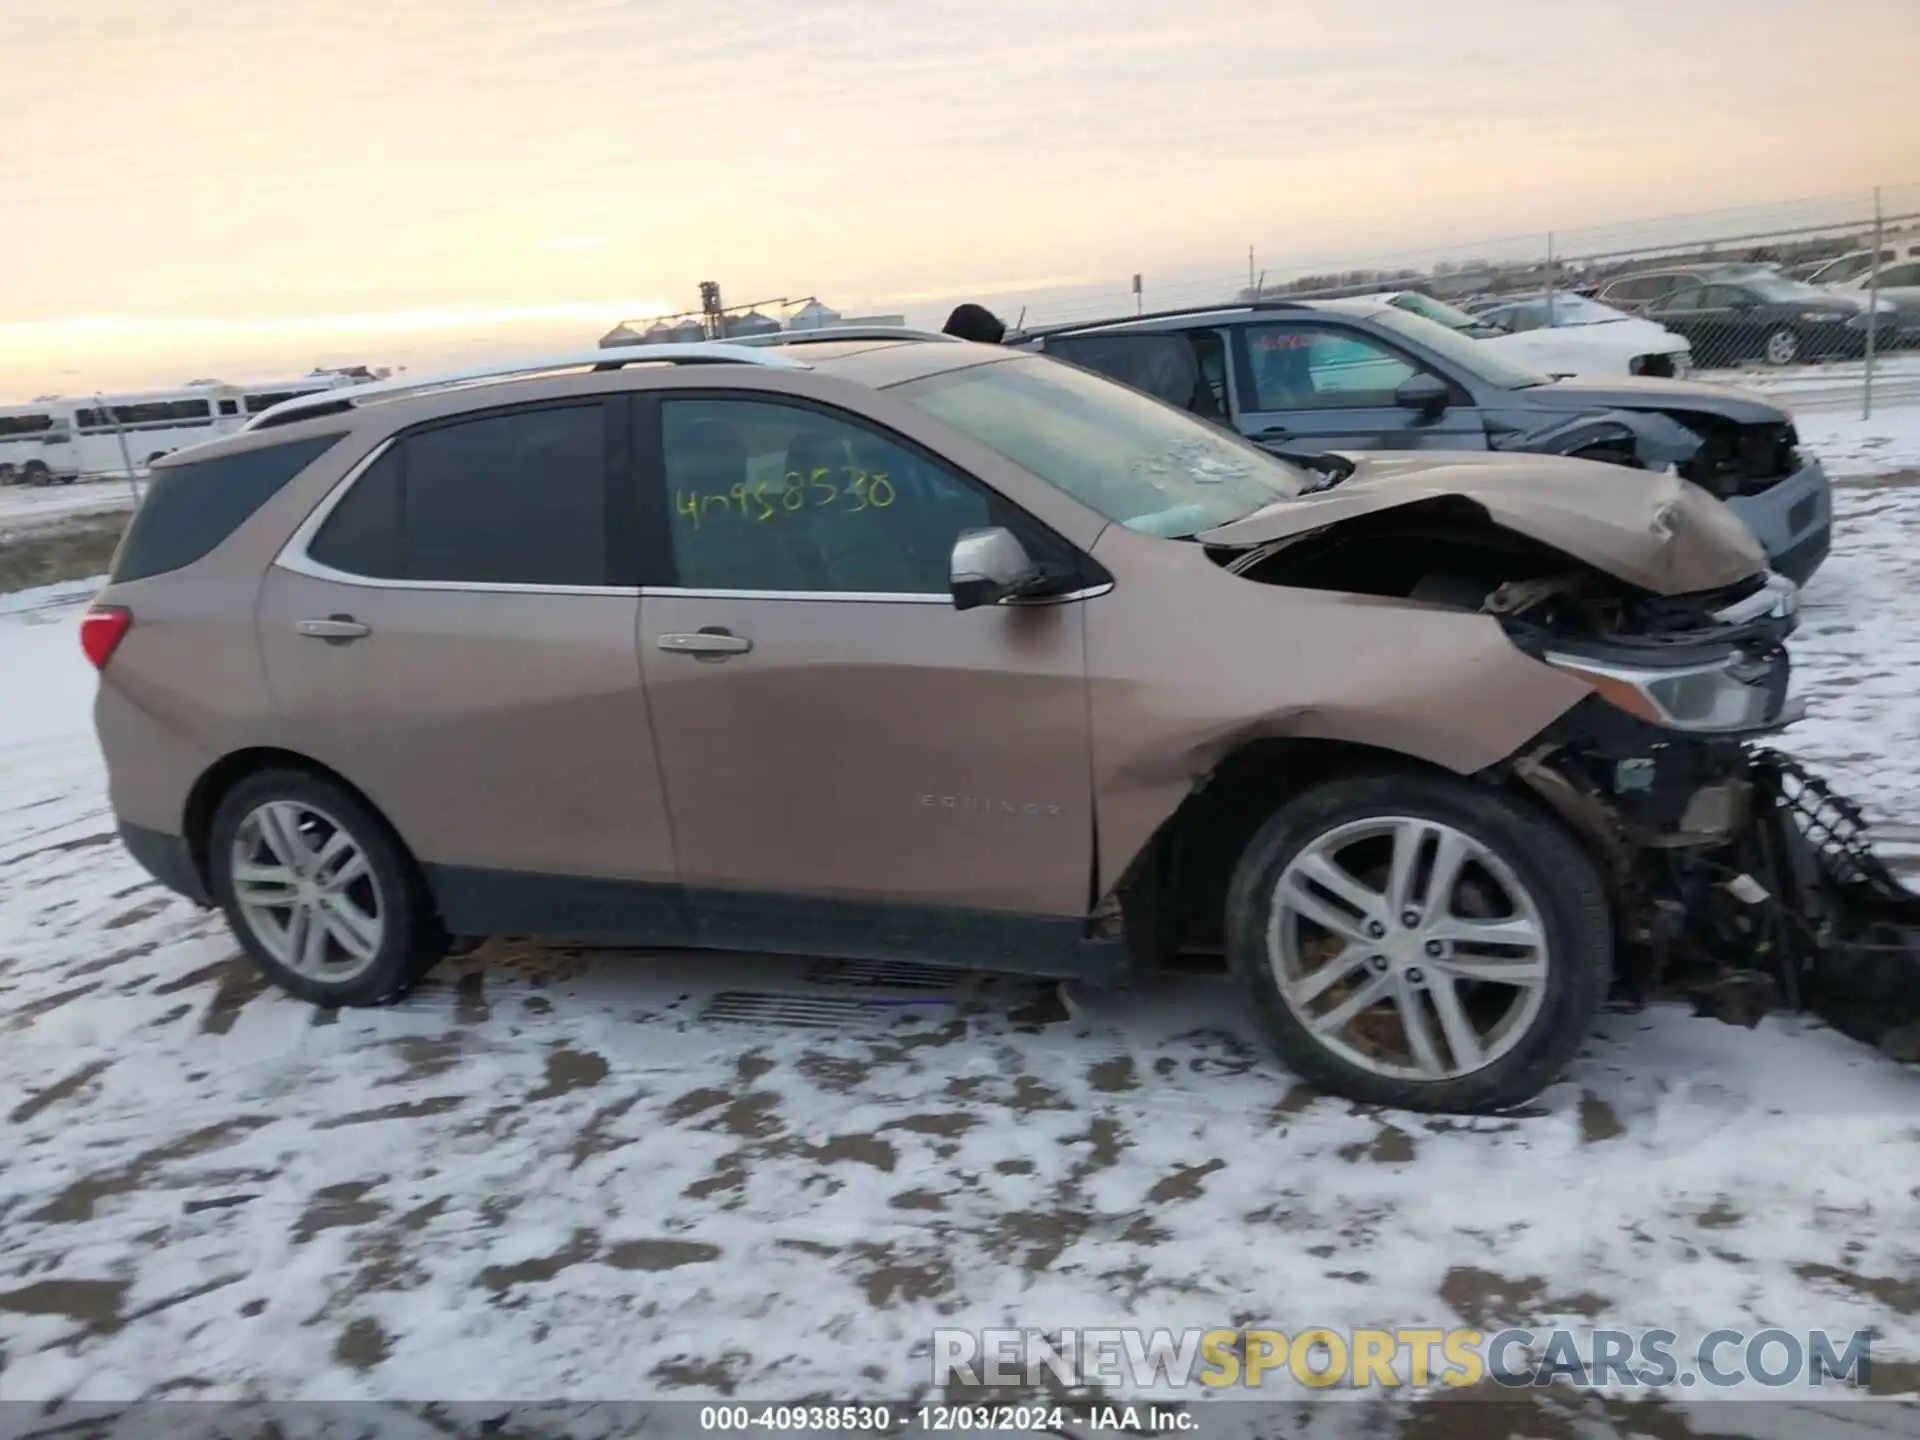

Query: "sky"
left=3, top=0, right=1918, bottom=400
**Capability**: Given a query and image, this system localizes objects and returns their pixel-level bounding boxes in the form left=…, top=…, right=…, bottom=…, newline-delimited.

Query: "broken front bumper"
left=1511, top=699, right=1920, bottom=1063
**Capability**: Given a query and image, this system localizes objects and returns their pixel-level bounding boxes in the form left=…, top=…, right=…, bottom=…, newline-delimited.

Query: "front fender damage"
left=1506, top=709, right=1920, bottom=1063
left=1490, top=406, right=1704, bottom=474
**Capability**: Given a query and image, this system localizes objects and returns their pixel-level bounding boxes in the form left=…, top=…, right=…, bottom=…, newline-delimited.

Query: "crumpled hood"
left=1196, top=450, right=1768, bottom=596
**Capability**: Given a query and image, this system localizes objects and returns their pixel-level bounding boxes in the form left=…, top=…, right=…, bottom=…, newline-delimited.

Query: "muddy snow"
left=2, top=484, right=1918, bottom=1428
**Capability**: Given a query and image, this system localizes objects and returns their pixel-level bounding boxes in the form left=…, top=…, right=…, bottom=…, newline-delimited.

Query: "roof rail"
left=244, top=343, right=810, bottom=432
left=718, top=326, right=961, bottom=347
left=1009, top=299, right=1312, bottom=343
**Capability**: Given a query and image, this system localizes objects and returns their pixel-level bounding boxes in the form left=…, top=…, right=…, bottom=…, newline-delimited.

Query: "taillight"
left=80, top=605, right=132, bottom=671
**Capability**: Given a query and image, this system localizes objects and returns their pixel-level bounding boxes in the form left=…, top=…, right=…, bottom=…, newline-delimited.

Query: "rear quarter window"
left=110, top=433, right=344, bottom=584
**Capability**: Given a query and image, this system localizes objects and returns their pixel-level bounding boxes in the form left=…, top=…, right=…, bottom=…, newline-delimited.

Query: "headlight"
left=1801, top=311, right=1844, bottom=323
left=1543, top=650, right=1788, bottom=732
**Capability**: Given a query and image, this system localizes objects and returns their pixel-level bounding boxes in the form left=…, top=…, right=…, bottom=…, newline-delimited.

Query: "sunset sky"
left=4, top=0, right=1917, bottom=400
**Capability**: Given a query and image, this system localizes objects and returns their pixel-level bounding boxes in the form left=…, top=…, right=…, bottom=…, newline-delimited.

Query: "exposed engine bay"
left=1491, top=407, right=1802, bottom=503
left=1220, top=506, right=1920, bottom=1064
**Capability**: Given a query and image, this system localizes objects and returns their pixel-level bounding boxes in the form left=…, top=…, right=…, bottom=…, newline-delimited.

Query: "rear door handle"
left=1254, top=426, right=1292, bottom=439
left=659, top=629, right=752, bottom=659
left=297, top=616, right=371, bottom=642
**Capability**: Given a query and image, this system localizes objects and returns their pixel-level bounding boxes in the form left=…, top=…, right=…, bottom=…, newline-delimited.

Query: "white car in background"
left=1827, top=260, right=1920, bottom=346
left=1380, top=291, right=1694, bottom=379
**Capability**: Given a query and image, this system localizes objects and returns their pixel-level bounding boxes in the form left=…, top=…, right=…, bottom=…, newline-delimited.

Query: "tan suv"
left=86, top=332, right=1800, bottom=1113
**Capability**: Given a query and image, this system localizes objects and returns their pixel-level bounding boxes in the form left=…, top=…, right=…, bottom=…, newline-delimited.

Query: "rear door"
left=1648, top=285, right=1716, bottom=362
left=1229, top=320, right=1485, bottom=455
left=256, top=396, right=685, bottom=939
left=1695, top=285, right=1766, bottom=362
left=633, top=391, right=1096, bottom=966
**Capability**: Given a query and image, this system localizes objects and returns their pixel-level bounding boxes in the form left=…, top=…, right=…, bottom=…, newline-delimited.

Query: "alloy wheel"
left=229, top=799, right=385, bottom=982
left=1266, top=816, right=1550, bottom=1082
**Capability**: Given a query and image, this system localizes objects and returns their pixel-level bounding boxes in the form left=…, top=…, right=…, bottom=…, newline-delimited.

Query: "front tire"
left=1762, top=328, right=1800, bottom=366
left=209, top=769, right=447, bottom=1007
left=1226, top=771, right=1610, bottom=1113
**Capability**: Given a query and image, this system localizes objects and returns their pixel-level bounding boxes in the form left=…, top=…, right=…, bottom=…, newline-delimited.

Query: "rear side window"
left=111, top=433, right=344, bottom=584
left=306, top=402, right=608, bottom=587
left=1046, top=334, right=1206, bottom=412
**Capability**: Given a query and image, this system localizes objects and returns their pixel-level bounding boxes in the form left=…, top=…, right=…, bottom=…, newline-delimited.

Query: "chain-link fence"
left=1004, top=185, right=1920, bottom=420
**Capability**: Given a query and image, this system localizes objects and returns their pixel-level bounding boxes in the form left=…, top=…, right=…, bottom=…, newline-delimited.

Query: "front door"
left=256, top=397, right=685, bottom=941
left=634, top=392, right=1095, bottom=969
left=1230, top=320, right=1487, bottom=457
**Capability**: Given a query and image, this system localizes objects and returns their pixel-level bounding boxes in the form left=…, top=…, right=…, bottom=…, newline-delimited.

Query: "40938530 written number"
left=676, top=466, right=896, bottom=528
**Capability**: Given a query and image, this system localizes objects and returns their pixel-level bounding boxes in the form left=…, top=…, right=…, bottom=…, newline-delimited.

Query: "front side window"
left=0, top=413, right=54, bottom=438
left=1654, top=286, right=1703, bottom=314
left=1243, top=324, right=1419, bottom=410
left=1535, top=295, right=1629, bottom=327
left=660, top=398, right=992, bottom=594
left=1367, top=308, right=1546, bottom=388
left=900, top=354, right=1303, bottom=539
left=1385, top=292, right=1482, bottom=333
left=306, top=402, right=608, bottom=586
left=1486, top=303, right=1545, bottom=333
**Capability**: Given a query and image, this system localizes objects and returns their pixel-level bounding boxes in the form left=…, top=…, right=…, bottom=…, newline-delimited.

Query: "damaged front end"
left=1490, top=406, right=1704, bottom=476
left=1493, top=576, right=1920, bottom=1062
left=1202, top=452, right=1911, bottom=1061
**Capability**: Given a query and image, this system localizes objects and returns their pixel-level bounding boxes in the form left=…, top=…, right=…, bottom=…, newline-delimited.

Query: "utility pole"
left=1248, top=245, right=1256, bottom=295
left=97, top=395, right=140, bottom=505
left=1864, top=187, right=1883, bottom=421
left=1544, top=232, right=1557, bottom=327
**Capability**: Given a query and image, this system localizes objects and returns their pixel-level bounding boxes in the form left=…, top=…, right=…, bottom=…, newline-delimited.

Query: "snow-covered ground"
left=3, top=491, right=1919, bottom=1425
left=1701, top=353, right=1920, bottom=412
left=1794, top=405, right=1920, bottom=481
left=0, top=476, right=142, bottom=538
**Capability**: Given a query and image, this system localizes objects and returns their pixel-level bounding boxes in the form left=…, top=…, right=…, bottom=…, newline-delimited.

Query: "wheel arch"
left=183, top=746, right=418, bottom=898
left=1103, top=734, right=1568, bottom=971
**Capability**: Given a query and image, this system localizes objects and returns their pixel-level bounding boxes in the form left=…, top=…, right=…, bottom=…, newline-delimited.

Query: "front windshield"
left=898, top=354, right=1305, bottom=537
left=1368, top=308, right=1550, bottom=389
left=1746, top=274, right=1842, bottom=304
left=1386, top=292, right=1483, bottom=332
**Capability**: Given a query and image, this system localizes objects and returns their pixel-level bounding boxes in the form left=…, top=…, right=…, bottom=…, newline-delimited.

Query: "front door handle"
left=297, top=615, right=371, bottom=642
left=1254, top=426, right=1292, bottom=440
left=659, top=628, right=753, bottom=660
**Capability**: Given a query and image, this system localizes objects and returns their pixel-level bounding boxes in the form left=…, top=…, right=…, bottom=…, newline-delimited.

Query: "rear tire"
left=22, top=460, right=51, bottom=486
left=208, top=769, right=447, bottom=1007
left=1225, top=770, right=1611, bottom=1114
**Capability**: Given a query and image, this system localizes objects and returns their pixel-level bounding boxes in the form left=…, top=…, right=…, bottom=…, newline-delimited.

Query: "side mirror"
left=950, top=527, right=1042, bottom=611
left=1394, top=373, right=1451, bottom=419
